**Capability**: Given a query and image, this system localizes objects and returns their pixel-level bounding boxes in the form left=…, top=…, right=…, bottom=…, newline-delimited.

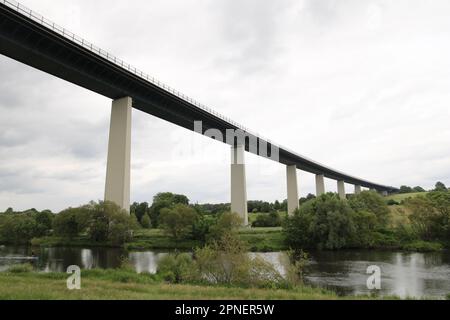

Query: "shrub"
left=87, top=201, right=134, bottom=245
left=387, top=199, right=400, bottom=206
left=284, top=194, right=356, bottom=250
left=8, top=263, right=34, bottom=273
left=194, top=233, right=285, bottom=288
left=141, top=214, right=151, bottom=229
left=405, top=193, right=449, bottom=242
left=0, top=214, right=43, bottom=244
left=348, top=191, right=390, bottom=228
left=157, top=253, right=194, bottom=283
left=159, top=204, right=199, bottom=239
left=207, top=212, right=242, bottom=242
left=251, top=212, right=282, bottom=228
left=53, top=206, right=91, bottom=238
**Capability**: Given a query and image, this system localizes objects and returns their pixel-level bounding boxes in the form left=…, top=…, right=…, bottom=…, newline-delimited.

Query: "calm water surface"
left=1, top=245, right=449, bottom=298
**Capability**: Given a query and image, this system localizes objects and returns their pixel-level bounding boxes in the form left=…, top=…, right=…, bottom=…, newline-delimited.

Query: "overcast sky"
left=1, top=0, right=450, bottom=212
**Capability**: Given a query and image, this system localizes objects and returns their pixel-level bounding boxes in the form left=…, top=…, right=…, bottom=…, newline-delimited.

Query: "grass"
left=238, top=227, right=286, bottom=252
left=386, top=192, right=428, bottom=203
left=124, top=229, right=202, bottom=251
left=0, top=267, right=348, bottom=300
left=124, top=228, right=285, bottom=252
left=30, top=228, right=287, bottom=252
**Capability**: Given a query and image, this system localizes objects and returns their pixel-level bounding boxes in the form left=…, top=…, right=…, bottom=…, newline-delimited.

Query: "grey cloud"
left=1, top=0, right=450, bottom=211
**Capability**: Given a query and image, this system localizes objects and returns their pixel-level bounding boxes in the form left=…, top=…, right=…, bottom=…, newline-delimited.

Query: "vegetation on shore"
left=284, top=188, right=449, bottom=252
left=1, top=182, right=449, bottom=253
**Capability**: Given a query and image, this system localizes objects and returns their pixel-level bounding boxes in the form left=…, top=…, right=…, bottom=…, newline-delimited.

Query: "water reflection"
left=0, top=245, right=449, bottom=298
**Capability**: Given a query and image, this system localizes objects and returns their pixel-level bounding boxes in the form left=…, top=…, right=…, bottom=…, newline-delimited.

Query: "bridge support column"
left=105, top=97, right=132, bottom=213
left=286, top=165, right=299, bottom=216
left=315, top=174, right=325, bottom=196
left=381, top=191, right=388, bottom=197
left=337, top=180, right=346, bottom=200
left=354, top=185, right=362, bottom=194
left=231, top=145, right=248, bottom=226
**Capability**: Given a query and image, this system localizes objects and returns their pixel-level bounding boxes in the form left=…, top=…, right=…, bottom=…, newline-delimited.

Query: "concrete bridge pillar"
left=354, top=185, right=362, bottom=194
left=337, top=180, right=346, bottom=200
left=104, top=97, right=132, bottom=213
left=231, top=145, right=248, bottom=226
left=286, top=165, right=299, bottom=216
left=315, top=174, right=325, bottom=196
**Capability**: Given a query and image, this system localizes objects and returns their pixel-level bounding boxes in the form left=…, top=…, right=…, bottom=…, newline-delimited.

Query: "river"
left=0, top=245, right=449, bottom=299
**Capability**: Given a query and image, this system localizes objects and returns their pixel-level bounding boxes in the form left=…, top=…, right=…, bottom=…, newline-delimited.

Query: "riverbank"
left=0, top=267, right=389, bottom=300
left=27, top=227, right=444, bottom=253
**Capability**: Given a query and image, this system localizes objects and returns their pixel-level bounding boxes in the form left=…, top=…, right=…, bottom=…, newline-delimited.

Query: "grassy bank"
left=29, top=226, right=444, bottom=253
left=385, top=192, right=428, bottom=202
left=0, top=267, right=387, bottom=300
left=30, top=227, right=288, bottom=252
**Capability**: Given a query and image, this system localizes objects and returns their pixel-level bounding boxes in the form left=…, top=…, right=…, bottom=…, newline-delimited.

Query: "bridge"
left=0, top=0, right=398, bottom=225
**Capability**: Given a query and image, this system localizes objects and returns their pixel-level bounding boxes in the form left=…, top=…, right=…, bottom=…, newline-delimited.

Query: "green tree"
left=207, top=212, right=242, bottom=242
left=413, top=186, right=426, bottom=193
left=150, top=192, right=190, bottom=227
left=130, top=202, right=149, bottom=222
left=159, top=204, right=199, bottom=239
left=251, top=211, right=282, bottom=228
left=0, top=214, right=41, bottom=244
left=348, top=191, right=390, bottom=228
left=35, top=210, right=53, bottom=231
left=434, top=181, right=448, bottom=192
left=284, top=194, right=356, bottom=250
left=87, top=201, right=133, bottom=245
left=399, top=185, right=413, bottom=194
left=53, top=206, right=91, bottom=238
left=141, top=214, right=151, bottom=229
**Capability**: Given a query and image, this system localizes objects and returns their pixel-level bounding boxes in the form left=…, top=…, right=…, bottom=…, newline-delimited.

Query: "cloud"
left=1, top=0, right=450, bottom=211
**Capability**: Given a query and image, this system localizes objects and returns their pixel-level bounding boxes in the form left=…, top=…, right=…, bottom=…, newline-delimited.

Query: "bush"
left=194, top=233, right=285, bottom=288
left=251, top=212, right=282, bottom=228
left=191, top=216, right=213, bottom=243
left=8, top=263, right=34, bottom=273
left=87, top=201, right=134, bottom=245
left=53, top=206, right=91, bottom=238
left=149, top=192, right=190, bottom=228
left=157, top=253, right=194, bottom=283
left=405, top=192, right=450, bottom=242
left=284, top=194, right=356, bottom=250
left=159, top=204, right=199, bottom=240
left=348, top=191, right=390, bottom=228
left=0, top=214, right=44, bottom=244
left=141, top=214, right=151, bottom=229
left=402, top=240, right=442, bottom=252
left=387, top=199, right=400, bottom=206
left=207, top=212, right=242, bottom=242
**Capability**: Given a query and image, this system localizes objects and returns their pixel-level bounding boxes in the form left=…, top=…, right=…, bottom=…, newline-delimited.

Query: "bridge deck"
left=0, top=1, right=398, bottom=192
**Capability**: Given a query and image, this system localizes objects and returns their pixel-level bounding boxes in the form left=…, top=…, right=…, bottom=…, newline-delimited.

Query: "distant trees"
left=434, top=182, right=448, bottom=192
left=413, top=186, right=426, bottom=193
left=299, top=193, right=316, bottom=206
left=399, top=185, right=414, bottom=194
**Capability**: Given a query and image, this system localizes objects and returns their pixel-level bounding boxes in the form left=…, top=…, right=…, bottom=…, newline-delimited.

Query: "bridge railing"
left=1, top=0, right=398, bottom=191
left=1, top=0, right=273, bottom=142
